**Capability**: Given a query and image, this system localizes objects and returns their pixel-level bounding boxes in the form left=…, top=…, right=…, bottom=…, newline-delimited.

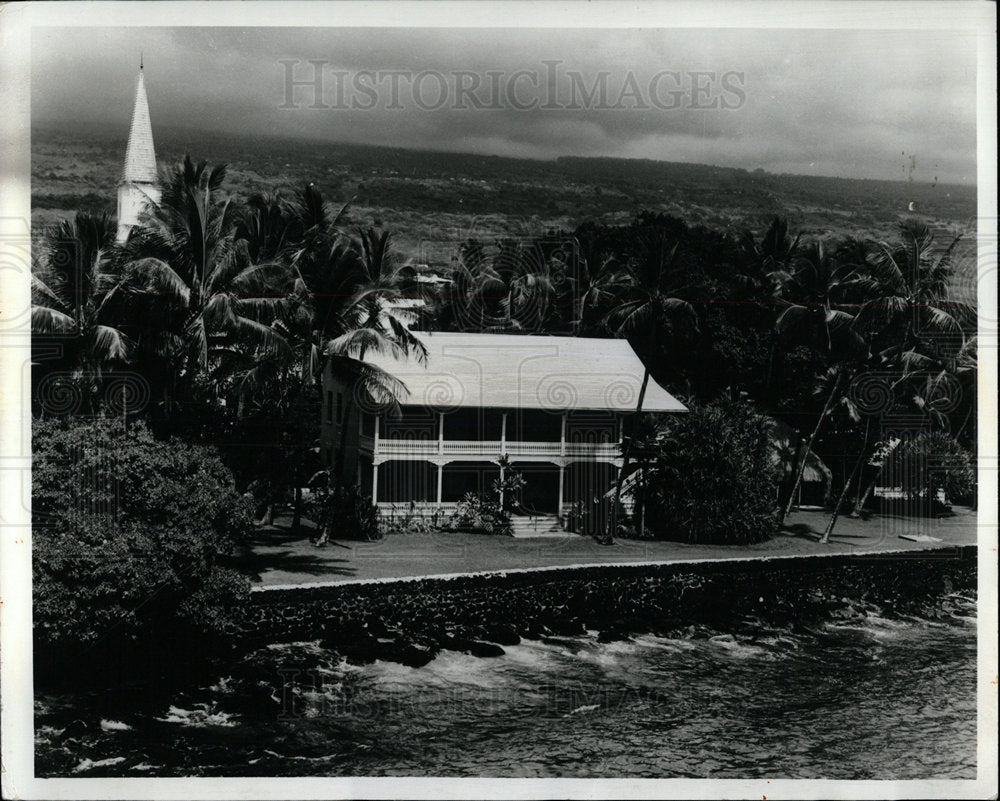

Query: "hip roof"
left=363, top=331, right=686, bottom=413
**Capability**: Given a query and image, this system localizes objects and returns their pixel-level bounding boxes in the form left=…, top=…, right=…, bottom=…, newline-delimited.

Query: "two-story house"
left=320, top=332, right=686, bottom=520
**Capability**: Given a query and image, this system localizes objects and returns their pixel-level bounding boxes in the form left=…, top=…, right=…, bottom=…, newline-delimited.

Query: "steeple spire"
left=116, top=59, right=160, bottom=242
left=121, top=62, right=157, bottom=184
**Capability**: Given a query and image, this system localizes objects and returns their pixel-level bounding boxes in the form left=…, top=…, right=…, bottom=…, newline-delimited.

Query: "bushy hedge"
left=308, top=484, right=381, bottom=541
left=33, top=416, right=253, bottom=651
left=637, top=401, right=780, bottom=544
left=884, top=431, right=976, bottom=507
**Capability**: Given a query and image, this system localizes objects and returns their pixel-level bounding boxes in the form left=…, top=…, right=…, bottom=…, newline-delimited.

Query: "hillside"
left=32, top=125, right=977, bottom=285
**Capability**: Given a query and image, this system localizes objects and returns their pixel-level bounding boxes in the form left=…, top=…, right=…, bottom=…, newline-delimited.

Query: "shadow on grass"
left=780, top=522, right=823, bottom=542
left=224, top=547, right=357, bottom=583
left=252, top=518, right=320, bottom=542
left=779, top=522, right=860, bottom=548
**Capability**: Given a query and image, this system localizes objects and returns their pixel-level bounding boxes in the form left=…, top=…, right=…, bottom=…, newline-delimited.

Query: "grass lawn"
left=227, top=506, right=980, bottom=588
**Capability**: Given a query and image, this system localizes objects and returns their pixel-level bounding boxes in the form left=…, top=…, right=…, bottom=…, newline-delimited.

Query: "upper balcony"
left=358, top=407, right=625, bottom=464
left=369, top=438, right=621, bottom=463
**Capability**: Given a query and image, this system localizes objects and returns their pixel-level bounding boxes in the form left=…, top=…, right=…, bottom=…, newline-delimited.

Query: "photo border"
left=2, top=2, right=996, bottom=799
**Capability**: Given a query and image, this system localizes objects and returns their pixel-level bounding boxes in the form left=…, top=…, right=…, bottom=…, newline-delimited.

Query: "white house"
left=321, top=332, right=686, bottom=518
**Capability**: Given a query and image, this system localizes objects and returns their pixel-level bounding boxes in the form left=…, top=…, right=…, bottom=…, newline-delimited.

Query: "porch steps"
left=509, top=514, right=575, bottom=539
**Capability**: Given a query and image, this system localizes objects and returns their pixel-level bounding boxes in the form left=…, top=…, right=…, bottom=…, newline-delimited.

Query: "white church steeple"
left=116, top=57, right=160, bottom=243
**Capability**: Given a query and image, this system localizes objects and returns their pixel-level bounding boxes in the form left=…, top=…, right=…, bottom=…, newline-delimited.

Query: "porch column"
left=372, top=461, right=379, bottom=504
left=436, top=462, right=443, bottom=506
left=558, top=463, right=565, bottom=515
left=438, top=412, right=444, bottom=456
left=560, top=413, right=567, bottom=457
left=501, top=411, right=508, bottom=457
left=373, top=413, right=380, bottom=454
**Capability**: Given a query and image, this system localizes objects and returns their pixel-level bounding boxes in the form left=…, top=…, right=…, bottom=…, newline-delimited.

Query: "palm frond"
left=917, top=304, right=964, bottom=339
left=127, top=257, right=191, bottom=305
left=91, top=325, right=132, bottom=362
left=853, top=295, right=908, bottom=333
left=869, top=242, right=909, bottom=294
left=30, top=274, right=68, bottom=309
left=325, top=353, right=411, bottom=411
left=31, top=305, right=76, bottom=333
left=230, top=316, right=292, bottom=359
left=326, top=327, right=399, bottom=360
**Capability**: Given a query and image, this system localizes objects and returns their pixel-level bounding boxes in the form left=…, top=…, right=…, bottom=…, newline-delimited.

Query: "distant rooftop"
left=364, top=331, right=686, bottom=413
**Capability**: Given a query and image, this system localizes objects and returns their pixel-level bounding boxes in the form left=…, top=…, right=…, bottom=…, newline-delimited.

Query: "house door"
left=509, top=463, right=560, bottom=515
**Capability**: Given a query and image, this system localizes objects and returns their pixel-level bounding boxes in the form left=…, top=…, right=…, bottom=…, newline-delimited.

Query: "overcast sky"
left=32, top=26, right=979, bottom=184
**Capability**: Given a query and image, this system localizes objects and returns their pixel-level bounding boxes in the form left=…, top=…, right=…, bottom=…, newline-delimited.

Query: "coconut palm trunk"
left=850, top=436, right=905, bottom=517
left=334, top=397, right=354, bottom=493
left=780, top=438, right=807, bottom=511
left=852, top=466, right=883, bottom=517
left=291, top=487, right=303, bottom=532
left=782, top=371, right=843, bottom=522
left=608, top=369, right=650, bottom=543
left=822, top=417, right=870, bottom=542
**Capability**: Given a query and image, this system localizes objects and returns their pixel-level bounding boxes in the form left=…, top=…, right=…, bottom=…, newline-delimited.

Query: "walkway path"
left=227, top=507, right=981, bottom=589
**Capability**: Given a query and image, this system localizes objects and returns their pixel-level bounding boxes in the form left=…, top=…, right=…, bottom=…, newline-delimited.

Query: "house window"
left=325, top=390, right=333, bottom=423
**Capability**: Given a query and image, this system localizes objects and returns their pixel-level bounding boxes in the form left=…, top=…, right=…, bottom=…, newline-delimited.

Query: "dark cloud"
left=32, top=26, right=977, bottom=183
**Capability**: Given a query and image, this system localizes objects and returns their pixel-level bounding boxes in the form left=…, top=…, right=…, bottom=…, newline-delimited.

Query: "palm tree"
left=447, top=237, right=559, bottom=333
left=906, top=335, right=978, bottom=440
left=223, top=185, right=423, bottom=530
left=236, top=191, right=299, bottom=264
left=31, top=212, right=131, bottom=413
left=435, top=238, right=557, bottom=333
left=734, top=218, right=804, bottom=397
left=121, top=156, right=291, bottom=419
left=772, top=241, right=861, bottom=354
left=821, top=222, right=974, bottom=535
left=844, top=335, right=978, bottom=520
left=432, top=241, right=493, bottom=332
left=220, top=188, right=429, bottom=534
left=328, top=228, right=429, bottom=482
left=773, top=241, right=867, bottom=521
left=222, top=184, right=353, bottom=395
left=737, top=215, right=801, bottom=300
left=564, top=234, right=627, bottom=334
left=275, top=224, right=427, bottom=402
left=849, top=221, right=972, bottom=357
left=603, top=229, right=699, bottom=543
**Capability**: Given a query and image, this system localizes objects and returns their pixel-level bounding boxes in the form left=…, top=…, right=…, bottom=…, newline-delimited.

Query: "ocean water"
left=35, top=598, right=977, bottom=779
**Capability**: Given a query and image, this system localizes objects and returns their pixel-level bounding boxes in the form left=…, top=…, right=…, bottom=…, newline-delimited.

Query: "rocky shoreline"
left=236, top=546, right=978, bottom=669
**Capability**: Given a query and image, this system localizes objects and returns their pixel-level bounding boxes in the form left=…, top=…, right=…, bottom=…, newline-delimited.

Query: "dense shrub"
left=884, top=432, right=976, bottom=507
left=379, top=509, right=439, bottom=537
left=446, top=492, right=510, bottom=535
left=308, top=484, right=381, bottom=541
left=32, top=416, right=253, bottom=650
left=445, top=465, right=525, bottom=535
left=637, top=401, right=780, bottom=544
